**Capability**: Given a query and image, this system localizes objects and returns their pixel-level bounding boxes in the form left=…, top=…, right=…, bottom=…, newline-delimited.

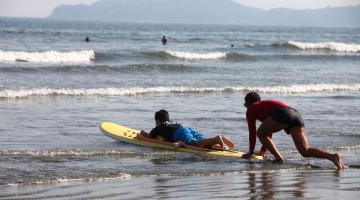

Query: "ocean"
left=0, top=18, right=360, bottom=199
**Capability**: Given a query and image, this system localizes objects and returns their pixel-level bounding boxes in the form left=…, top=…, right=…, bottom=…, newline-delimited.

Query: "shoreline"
left=1, top=169, right=359, bottom=200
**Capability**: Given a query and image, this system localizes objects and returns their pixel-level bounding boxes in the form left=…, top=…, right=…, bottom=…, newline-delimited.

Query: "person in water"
left=140, top=109, right=235, bottom=150
left=85, top=36, right=90, bottom=42
left=161, top=35, right=167, bottom=45
left=243, top=92, right=345, bottom=169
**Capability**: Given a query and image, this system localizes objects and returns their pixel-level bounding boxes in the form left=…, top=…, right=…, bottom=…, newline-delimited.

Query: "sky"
left=0, top=0, right=360, bottom=18
left=234, top=0, right=360, bottom=10
left=0, top=0, right=98, bottom=17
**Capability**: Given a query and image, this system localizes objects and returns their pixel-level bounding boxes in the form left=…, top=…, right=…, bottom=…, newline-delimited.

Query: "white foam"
left=287, top=41, right=360, bottom=53
left=54, top=174, right=132, bottom=183
left=7, top=173, right=132, bottom=186
left=0, top=150, right=172, bottom=159
left=245, top=83, right=360, bottom=94
left=1, top=84, right=359, bottom=98
left=0, top=150, right=136, bottom=157
left=166, top=51, right=226, bottom=59
left=0, top=49, right=95, bottom=63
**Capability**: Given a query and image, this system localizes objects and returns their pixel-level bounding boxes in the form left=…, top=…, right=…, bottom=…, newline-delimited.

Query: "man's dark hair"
left=244, top=92, right=261, bottom=107
left=155, top=109, right=170, bottom=122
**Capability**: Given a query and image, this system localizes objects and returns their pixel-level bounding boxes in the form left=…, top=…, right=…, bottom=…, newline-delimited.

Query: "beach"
left=0, top=18, right=359, bottom=199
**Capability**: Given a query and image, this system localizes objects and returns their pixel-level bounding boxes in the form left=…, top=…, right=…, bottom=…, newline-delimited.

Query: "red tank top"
left=246, top=100, right=288, bottom=151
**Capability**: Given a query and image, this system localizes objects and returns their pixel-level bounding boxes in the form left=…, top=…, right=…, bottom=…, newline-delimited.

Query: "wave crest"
left=166, top=51, right=227, bottom=59
left=143, top=50, right=250, bottom=60
left=285, top=41, right=360, bottom=53
left=0, top=49, right=95, bottom=63
left=1, top=84, right=360, bottom=98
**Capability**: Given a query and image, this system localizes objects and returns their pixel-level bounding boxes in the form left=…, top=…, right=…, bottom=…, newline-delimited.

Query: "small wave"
left=0, top=150, right=175, bottom=158
left=0, top=63, right=189, bottom=73
left=245, top=84, right=360, bottom=94
left=5, top=173, right=132, bottom=186
left=166, top=51, right=226, bottom=59
left=225, top=52, right=251, bottom=60
left=0, top=49, right=95, bottom=63
left=283, top=41, right=360, bottom=53
left=143, top=51, right=173, bottom=59
left=144, top=50, right=250, bottom=60
left=1, top=84, right=360, bottom=98
left=336, top=145, right=360, bottom=151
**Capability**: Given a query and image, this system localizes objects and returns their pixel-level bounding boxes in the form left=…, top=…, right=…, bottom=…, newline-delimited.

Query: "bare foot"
left=215, top=135, right=225, bottom=150
left=332, top=153, right=345, bottom=170
left=272, top=158, right=284, bottom=164
left=221, top=135, right=235, bottom=149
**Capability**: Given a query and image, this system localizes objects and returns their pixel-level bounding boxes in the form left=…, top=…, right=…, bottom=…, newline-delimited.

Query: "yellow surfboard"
left=100, top=122, right=263, bottom=160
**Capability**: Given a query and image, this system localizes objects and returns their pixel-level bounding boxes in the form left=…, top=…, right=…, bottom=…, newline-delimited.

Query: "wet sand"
left=1, top=169, right=359, bottom=200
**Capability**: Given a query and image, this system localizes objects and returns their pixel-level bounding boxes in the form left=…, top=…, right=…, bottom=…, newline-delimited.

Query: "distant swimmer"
left=161, top=35, right=167, bottom=45
left=242, top=92, right=345, bottom=169
left=230, top=44, right=234, bottom=47
left=85, top=36, right=90, bottom=42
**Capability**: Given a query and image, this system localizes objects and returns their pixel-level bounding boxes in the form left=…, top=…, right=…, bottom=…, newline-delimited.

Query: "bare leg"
left=257, top=117, right=288, bottom=162
left=290, top=127, right=345, bottom=169
left=196, top=135, right=224, bottom=150
left=220, top=135, right=235, bottom=149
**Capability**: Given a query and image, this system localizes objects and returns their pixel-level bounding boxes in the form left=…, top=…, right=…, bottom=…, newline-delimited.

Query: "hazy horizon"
left=0, top=0, right=360, bottom=18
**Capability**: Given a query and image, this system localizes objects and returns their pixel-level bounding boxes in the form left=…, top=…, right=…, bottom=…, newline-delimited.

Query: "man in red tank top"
left=243, top=92, right=345, bottom=169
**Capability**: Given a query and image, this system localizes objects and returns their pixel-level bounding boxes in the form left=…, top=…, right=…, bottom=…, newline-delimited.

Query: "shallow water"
left=1, top=169, right=359, bottom=200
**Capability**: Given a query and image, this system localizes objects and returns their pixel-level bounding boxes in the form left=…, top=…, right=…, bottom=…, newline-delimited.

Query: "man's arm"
left=242, top=110, right=257, bottom=158
left=247, top=110, right=257, bottom=154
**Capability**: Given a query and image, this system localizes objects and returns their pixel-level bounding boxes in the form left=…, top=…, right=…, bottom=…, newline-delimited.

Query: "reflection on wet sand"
left=0, top=169, right=359, bottom=199
left=246, top=171, right=305, bottom=200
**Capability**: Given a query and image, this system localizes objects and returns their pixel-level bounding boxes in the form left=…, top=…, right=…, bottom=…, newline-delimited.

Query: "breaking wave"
left=1, top=84, right=360, bottom=98
left=277, top=41, right=360, bottom=53
left=166, top=51, right=227, bottom=59
left=144, top=51, right=249, bottom=60
left=0, top=49, right=95, bottom=63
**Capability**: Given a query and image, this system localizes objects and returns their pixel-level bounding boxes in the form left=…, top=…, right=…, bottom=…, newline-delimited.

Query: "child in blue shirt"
left=140, top=109, right=235, bottom=150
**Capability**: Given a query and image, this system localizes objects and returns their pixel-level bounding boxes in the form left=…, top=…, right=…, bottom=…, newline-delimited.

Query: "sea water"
left=0, top=18, right=359, bottom=199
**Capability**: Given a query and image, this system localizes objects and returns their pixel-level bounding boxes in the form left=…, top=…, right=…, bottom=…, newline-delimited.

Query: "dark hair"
left=244, top=92, right=261, bottom=107
left=155, top=109, right=170, bottom=122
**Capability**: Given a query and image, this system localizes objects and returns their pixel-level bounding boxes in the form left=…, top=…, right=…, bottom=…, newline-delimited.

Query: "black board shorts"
left=270, top=106, right=304, bottom=134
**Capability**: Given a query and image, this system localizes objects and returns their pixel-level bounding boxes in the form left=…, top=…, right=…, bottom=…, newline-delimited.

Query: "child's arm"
left=137, top=133, right=177, bottom=146
left=139, top=130, right=150, bottom=137
left=175, top=141, right=205, bottom=151
left=136, top=132, right=205, bottom=151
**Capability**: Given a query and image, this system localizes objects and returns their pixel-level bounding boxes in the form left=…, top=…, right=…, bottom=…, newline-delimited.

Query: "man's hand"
left=242, top=150, right=254, bottom=159
left=242, top=153, right=253, bottom=159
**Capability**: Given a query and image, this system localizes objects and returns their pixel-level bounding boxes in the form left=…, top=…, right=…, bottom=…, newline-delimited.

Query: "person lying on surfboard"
left=139, top=109, right=235, bottom=150
left=242, top=92, right=345, bottom=169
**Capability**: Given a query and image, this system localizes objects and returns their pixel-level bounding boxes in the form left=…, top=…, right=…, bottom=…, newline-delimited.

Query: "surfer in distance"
left=161, top=35, right=167, bottom=45
left=140, top=109, right=235, bottom=150
left=242, top=92, right=345, bottom=169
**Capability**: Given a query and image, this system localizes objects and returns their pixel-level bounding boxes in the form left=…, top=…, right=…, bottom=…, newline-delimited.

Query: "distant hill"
left=48, top=0, right=360, bottom=27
